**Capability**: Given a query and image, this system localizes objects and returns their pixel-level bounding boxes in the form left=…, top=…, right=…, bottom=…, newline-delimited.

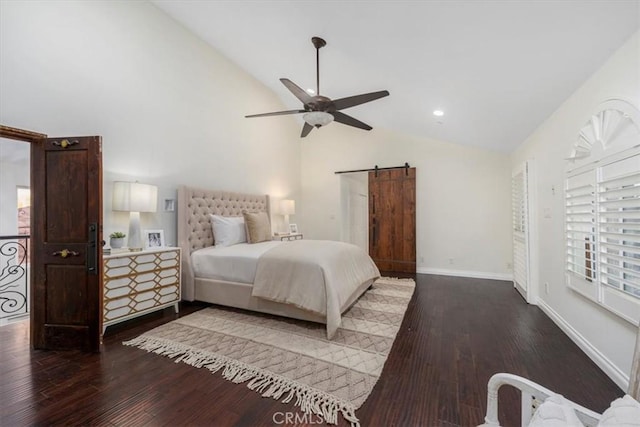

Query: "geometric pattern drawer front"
left=103, top=285, right=180, bottom=321
left=104, top=268, right=179, bottom=300
left=103, top=249, right=181, bottom=324
left=104, top=250, right=179, bottom=279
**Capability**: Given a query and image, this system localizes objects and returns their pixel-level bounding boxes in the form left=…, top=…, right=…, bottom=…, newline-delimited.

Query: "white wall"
left=0, top=158, right=30, bottom=236
left=0, top=0, right=301, bottom=245
left=300, top=125, right=513, bottom=279
left=511, top=32, right=640, bottom=389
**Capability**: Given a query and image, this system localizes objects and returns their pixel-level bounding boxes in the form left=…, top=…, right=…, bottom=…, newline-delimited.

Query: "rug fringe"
left=123, top=336, right=361, bottom=427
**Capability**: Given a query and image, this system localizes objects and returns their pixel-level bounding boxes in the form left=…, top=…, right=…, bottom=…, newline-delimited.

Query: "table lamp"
left=280, top=199, right=295, bottom=233
left=112, top=181, right=157, bottom=251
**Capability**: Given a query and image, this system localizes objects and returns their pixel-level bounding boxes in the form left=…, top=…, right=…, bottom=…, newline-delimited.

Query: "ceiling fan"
left=245, top=36, right=390, bottom=138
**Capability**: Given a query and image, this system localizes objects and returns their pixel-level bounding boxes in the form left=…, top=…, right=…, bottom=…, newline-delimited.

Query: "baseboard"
left=537, top=298, right=629, bottom=391
left=417, top=267, right=513, bottom=282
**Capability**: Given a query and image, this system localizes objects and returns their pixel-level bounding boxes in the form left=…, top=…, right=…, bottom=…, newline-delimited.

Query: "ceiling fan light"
left=303, top=111, right=334, bottom=127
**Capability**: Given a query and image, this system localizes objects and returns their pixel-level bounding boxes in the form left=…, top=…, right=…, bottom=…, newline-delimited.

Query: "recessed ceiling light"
left=306, top=88, right=315, bottom=94
left=433, top=110, right=444, bottom=117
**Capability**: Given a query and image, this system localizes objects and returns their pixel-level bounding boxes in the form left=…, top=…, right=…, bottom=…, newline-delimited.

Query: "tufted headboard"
left=177, top=185, right=270, bottom=301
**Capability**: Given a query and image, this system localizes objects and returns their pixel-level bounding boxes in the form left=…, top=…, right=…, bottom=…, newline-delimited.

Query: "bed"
left=177, top=186, right=380, bottom=338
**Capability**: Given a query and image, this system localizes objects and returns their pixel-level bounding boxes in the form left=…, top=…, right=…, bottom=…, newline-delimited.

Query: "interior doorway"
left=340, top=173, right=369, bottom=252
left=0, top=137, right=31, bottom=324
left=339, top=165, right=417, bottom=273
left=0, top=125, right=104, bottom=352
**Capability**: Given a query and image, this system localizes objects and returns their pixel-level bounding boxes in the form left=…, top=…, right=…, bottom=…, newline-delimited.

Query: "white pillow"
left=598, top=395, right=640, bottom=427
left=528, top=394, right=584, bottom=427
left=210, top=214, right=246, bottom=247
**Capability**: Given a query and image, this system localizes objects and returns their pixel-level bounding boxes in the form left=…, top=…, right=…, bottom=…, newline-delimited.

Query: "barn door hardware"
left=334, top=162, right=411, bottom=175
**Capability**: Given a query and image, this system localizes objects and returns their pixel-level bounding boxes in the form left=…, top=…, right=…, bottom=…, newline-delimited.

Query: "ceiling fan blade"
left=332, top=111, right=372, bottom=131
left=333, top=90, right=390, bottom=111
left=280, top=78, right=313, bottom=105
left=245, top=109, right=305, bottom=118
left=301, top=122, right=313, bottom=137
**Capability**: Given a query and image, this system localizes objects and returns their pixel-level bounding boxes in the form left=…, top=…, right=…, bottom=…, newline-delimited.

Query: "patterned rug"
left=123, top=277, right=415, bottom=426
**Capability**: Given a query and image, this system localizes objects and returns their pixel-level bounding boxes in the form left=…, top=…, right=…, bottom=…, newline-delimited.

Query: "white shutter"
left=566, top=171, right=596, bottom=286
left=597, top=154, right=640, bottom=323
left=512, top=164, right=529, bottom=300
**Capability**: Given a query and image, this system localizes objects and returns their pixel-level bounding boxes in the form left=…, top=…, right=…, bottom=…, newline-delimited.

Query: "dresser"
left=102, top=247, right=181, bottom=333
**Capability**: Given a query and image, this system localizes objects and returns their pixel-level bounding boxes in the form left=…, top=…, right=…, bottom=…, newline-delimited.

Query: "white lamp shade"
left=280, top=199, right=295, bottom=215
left=112, top=181, right=158, bottom=213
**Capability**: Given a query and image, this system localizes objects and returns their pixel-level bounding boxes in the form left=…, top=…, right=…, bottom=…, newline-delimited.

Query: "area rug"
left=123, top=277, right=415, bottom=426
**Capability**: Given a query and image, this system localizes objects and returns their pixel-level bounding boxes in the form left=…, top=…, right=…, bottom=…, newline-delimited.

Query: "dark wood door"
left=31, top=136, right=103, bottom=351
left=369, top=167, right=416, bottom=273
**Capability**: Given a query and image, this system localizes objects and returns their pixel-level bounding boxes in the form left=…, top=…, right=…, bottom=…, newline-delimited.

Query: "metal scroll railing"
left=0, top=235, right=29, bottom=321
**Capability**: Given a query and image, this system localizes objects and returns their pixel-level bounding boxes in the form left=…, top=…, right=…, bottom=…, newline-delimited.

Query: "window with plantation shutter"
left=566, top=171, right=596, bottom=283
left=597, top=154, right=640, bottom=322
left=512, top=165, right=530, bottom=301
left=565, top=99, right=640, bottom=325
left=512, top=172, right=525, bottom=235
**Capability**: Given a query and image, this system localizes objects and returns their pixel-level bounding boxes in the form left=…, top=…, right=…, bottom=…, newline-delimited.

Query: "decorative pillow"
left=598, top=395, right=640, bottom=427
left=210, top=215, right=246, bottom=247
left=242, top=211, right=271, bottom=243
left=528, top=394, right=584, bottom=427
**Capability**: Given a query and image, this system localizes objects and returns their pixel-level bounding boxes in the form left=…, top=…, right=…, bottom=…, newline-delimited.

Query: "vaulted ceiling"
left=153, top=0, right=639, bottom=152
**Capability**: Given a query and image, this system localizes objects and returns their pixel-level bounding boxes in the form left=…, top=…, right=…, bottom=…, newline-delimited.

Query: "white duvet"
left=191, top=241, right=282, bottom=283
left=251, top=240, right=380, bottom=339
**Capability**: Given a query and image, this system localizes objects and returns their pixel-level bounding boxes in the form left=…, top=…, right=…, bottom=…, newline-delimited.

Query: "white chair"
left=480, top=373, right=602, bottom=427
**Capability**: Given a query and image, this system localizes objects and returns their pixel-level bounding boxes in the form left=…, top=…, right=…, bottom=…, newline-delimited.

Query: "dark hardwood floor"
left=1, top=274, right=623, bottom=426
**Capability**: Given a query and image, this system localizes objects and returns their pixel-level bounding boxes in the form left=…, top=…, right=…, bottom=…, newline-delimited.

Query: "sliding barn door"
left=368, top=167, right=416, bottom=273
left=31, top=136, right=103, bottom=351
left=512, top=162, right=530, bottom=301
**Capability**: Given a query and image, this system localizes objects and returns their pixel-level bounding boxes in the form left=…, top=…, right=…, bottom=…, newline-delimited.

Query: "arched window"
left=566, top=99, right=640, bottom=325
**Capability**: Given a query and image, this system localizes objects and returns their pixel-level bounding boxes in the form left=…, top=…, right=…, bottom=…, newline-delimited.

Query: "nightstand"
left=102, top=247, right=181, bottom=333
left=273, top=233, right=303, bottom=241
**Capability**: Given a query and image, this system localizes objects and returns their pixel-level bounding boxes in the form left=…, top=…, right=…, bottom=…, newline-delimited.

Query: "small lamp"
left=303, top=111, right=334, bottom=128
left=112, top=181, right=158, bottom=251
left=280, top=199, right=295, bottom=233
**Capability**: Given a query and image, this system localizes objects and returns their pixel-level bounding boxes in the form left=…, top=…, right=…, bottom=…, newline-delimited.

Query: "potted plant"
left=109, top=232, right=126, bottom=249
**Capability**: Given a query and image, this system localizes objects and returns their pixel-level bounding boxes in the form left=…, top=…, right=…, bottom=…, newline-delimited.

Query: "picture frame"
left=164, top=198, right=176, bottom=212
left=143, top=229, right=165, bottom=249
left=289, top=223, right=298, bottom=234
